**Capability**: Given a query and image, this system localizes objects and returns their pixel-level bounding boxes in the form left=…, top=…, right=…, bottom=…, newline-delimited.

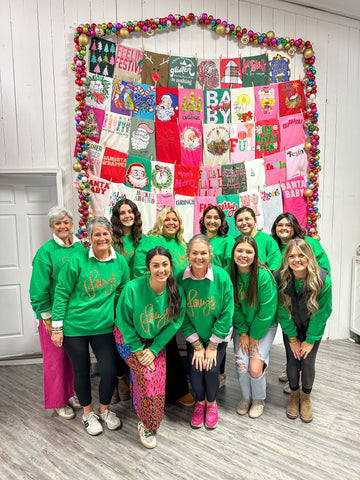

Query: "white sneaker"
left=138, top=422, right=156, bottom=449
left=236, top=399, right=252, bottom=415
left=249, top=400, right=264, bottom=419
left=82, top=411, right=103, bottom=436
left=68, top=395, right=81, bottom=409
left=55, top=406, right=75, bottom=419
left=99, top=409, right=121, bottom=430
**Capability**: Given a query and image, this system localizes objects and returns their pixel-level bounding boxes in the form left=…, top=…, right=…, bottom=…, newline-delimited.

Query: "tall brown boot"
left=300, top=391, right=313, bottom=423
left=118, top=376, right=130, bottom=401
left=286, top=389, right=300, bottom=419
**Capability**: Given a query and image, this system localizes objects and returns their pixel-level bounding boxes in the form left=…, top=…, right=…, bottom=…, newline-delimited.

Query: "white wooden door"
left=0, top=173, right=59, bottom=357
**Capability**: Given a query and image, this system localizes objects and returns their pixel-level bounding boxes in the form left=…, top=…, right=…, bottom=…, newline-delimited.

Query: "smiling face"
left=119, top=204, right=135, bottom=231
left=204, top=208, right=222, bottom=237
left=91, top=225, right=112, bottom=257
left=148, top=254, right=171, bottom=285
left=276, top=218, right=294, bottom=243
left=235, top=212, right=256, bottom=236
left=287, top=246, right=309, bottom=279
left=162, top=212, right=180, bottom=238
left=233, top=242, right=256, bottom=274
left=188, top=241, right=211, bottom=276
left=50, top=216, right=73, bottom=243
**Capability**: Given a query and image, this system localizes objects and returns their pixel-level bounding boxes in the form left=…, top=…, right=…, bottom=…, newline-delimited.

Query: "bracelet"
left=288, top=336, right=299, bottom=344
left=44, top=319, right=52, bottom=326
left=191, top=340, right=204, bottom=351
left=134, top=350, right=144, bottom=359
left=51, top=327, right=63, bottom=333
left=208, top=341, right=218, bottom=350
left=240, top=333, right=248, bottom=338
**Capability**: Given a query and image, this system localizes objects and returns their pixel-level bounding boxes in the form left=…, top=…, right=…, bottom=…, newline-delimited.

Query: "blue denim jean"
left=233, top=324, right=277, bottom=401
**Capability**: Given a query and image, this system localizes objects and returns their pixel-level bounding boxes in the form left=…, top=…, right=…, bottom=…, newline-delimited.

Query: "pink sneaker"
left=205, top=402, right=218, bottom=429
left=190, top=403, right=206, bottom=429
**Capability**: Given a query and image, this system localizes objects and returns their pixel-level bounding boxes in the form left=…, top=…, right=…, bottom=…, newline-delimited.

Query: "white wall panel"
left=1, top=0, right=359, bottom=341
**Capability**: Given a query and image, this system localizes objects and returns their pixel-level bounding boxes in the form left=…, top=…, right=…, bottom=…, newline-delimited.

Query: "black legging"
left=165, top=335, right=190, bottom=403
left=187, top=341, right=227, bottom=403
left=283, top=333, right=321, bottom=393
left=63, top=333, right=118, bottom=407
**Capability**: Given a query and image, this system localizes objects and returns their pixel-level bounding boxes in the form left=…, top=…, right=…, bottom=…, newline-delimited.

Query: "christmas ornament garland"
left=72, top=13, right=320, bottom=246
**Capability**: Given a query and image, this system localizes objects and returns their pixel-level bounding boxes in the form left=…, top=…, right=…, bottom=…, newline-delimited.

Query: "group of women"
left=30, top=201, right=332, bottom=449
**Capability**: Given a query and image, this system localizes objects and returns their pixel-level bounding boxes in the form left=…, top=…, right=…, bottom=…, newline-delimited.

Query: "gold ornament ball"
left=241, top=33, right=250, bottom=44
left=78, top=34, right=89, bottom=46
left=304, top=188, right=313, bottom=197
left=304, top=48, right=314, bottom=59
left=266, top=30, right=275, bottom=40
left=304, top=142, right=312, bottom=151
left=317, top=165, right=322, bottom=171
left=288, top=46, right=297, bottom=56
left=316, top=212, right=322, bottom=219
left=73, top=162, right=82, bottom=172
left=82, top=188, right=91, bottom=197
left=216, top=24, right=226, bottom=35
left=314, top=234, right=321, bottom=241
left=120, top=27, right=130, bottom=38
left=95, top=24, right=105, bottom=36
left=87, top=213, right=94, bottom=220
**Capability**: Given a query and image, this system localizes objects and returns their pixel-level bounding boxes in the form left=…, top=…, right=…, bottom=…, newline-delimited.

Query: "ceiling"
left=282, top=0, right=360, bottom=21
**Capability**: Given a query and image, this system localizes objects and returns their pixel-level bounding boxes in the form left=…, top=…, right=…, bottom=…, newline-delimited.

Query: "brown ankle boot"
left=118, top=376, right=130, bottom=401
left=286, top=389, right=300, bottom=419
left=300, top=391, right=313, bottom=423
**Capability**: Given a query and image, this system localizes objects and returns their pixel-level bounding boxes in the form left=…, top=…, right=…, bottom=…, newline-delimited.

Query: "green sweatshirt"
left=233, top=267, right=278, bottom=340
left=115, top=276, right=185, bottom=356
left=114, top=233, right=145, bottom=279
left=133, top=234, right=187, bottom=278
left=52, top=249, right=130, bottom=336
left=178, top=265, right=234, bottom=342
left=280, top=235, right=331, bottom=275
left=235, top=231, right=281, bottom=271
left=209, top=235, right=235, bottom=268
left=29, top=238, right=84, bottom=320
left=276, top=274, right=332, bottom=344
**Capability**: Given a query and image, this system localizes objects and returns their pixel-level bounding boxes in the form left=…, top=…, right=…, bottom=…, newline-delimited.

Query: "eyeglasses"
left=276, top=223, right=293, bottom=228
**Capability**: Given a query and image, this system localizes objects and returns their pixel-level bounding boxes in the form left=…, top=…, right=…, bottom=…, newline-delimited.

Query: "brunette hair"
left=145, top=247, right=182, bottom=320
left=278, top=238, right=323, bottom=316
left=230, top=236, right=260, bottom=308
left=148, top=206, right=186, bottom=246
left=234, top=206, right=256, bottom=223
left=199, top=205, right=229, bottom=237
left=271, top=213, right=306, bottom=249
left=111, top=199, right=143, bottom=254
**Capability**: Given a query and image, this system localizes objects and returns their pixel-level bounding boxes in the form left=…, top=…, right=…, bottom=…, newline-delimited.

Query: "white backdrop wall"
left=1, top=0, right=359, bottom=341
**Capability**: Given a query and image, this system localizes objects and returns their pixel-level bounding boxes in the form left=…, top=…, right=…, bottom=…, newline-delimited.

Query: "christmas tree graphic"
left=86, top=108, right=99, bottom=138
left=222, top=60, right=242, bottom=87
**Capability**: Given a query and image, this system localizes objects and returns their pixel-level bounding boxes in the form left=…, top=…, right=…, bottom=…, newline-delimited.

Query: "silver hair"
left=86, top=216, right=113, bottom=238
left=186, top=233, right=213, bottom=259
left=48, top=206, right=73, bottom=225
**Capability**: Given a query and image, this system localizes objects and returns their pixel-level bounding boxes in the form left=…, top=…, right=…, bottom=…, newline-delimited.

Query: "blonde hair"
left=279, top=238, right=323, bottom=315
left=148, top=207, right=186, bottom=246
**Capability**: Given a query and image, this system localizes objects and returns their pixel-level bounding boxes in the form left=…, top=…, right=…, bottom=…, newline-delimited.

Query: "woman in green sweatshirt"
left=178, top=234, right=234, bottom=430
left=274, top=238, right=332, bottom=423
left=132, top=206, right=193, bottom=407
left=29, top=206, right=84, bottom=420
left=110, top=198, right=145, bottom=403
left=111, top=198, right=144, bottom=279
left=230, top=236, right=278, bottom=419
left=199, top=205, right=235, bottom=269
left=234, top=206, right=281, bottom=271
left=114, top=247, right=185, bottom=449
left=51, top=217, right=130, bottom=437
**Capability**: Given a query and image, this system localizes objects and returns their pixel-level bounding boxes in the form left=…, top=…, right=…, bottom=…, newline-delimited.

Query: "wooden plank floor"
left=0, top=339, right=359, bottom=480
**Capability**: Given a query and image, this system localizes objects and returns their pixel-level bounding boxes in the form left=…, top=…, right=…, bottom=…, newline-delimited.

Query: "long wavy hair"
left=111, top=199, right=143, bottom=254
left=199, top=205, right=229, bottom=237
left=230, top=236, right=260, bottom=308
left=278, top=238, right=323, bottom=315
left=145, top=247, right=182, bottom=321
left=271, top=212, right=306, bottom=250
left=148, top=206, right=186, bottom=246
